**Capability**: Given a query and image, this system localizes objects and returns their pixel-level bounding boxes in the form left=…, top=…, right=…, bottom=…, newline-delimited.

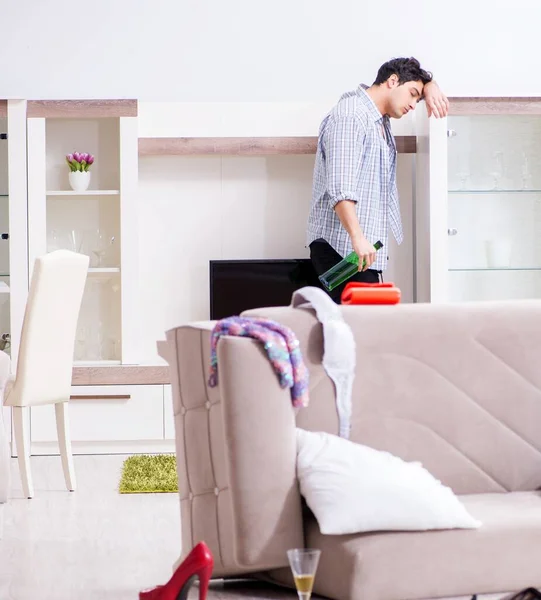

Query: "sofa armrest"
left=165, top=324, right=303, bottom=577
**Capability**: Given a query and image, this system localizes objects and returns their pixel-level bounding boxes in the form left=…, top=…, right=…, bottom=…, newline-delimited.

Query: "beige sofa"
left=161, top=298, right=541, bottom=600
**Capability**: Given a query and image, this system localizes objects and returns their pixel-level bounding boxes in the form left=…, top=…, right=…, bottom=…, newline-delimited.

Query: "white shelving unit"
left=27, top=108, right=139, bottom=366
left=0, top=100, right=31, bottom=447
left=415, top=98, right=541, bottom=304
left=0, top=109, right=9, bottom=444
left=23, top=101, right=168, bottom=455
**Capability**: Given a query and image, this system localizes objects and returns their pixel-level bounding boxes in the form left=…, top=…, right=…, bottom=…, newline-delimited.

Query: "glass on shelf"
left=74, top=275, right=121, bottom=362
left=488, top=150, right=504, bottom=190
left=47, top=229, right=62, bottom=252
left=454, top=171, right=470, bottom=191
left=521, top=151, right=533, bottom=190
left=47, top=228, right=87, bottom=254
left=69, top=229, right=86, bottom=254
left=47, top=227, right=119, bottom=269
left=90, top=230, right=116, bottom=268
left=484, top=239, right=512, bottom=269
left=447, top=115, right=541, bottom=304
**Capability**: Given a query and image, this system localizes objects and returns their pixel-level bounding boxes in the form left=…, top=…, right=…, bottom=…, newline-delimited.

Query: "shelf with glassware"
left=447, top=113, right=541, bottom=303
left=0, top=121, right=10, bottom=360
left=46, top=189, right=122, bottom=364
left=0, top=100, right=31, bottom=448
left=26, top=108, right=139, bottom=366
left=415, top=99, right=541, bottom=304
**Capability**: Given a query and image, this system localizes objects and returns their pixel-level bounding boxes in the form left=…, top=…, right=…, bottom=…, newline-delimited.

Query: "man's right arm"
left=334, top=201, right=377, bottom=271
left=324, top=115, right=377, bottom=271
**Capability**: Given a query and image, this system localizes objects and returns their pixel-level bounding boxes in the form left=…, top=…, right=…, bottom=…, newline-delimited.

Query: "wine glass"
left=48, top=229, right=64, bottom=252
left=287, top=548, right=321, bottom=600
left=454, top=171, right=470, bottom=191
left=69, top=229, right=86, bottom=254
left=489, top=150, right=504, bottom=190
left=91, top=230, right=115, bottom=267
left=521, top=151, right=532, bottom=190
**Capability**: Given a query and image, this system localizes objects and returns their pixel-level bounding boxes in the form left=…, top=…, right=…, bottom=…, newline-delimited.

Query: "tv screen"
left=209, top=259, right=321, bottom=320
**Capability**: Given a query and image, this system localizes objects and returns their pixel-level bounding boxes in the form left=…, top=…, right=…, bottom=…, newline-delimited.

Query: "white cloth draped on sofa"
left=291, top=286, right=356, bottom=438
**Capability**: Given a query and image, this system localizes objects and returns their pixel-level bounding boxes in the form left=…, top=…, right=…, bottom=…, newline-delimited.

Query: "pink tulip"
left=66, top=153, right=74, bottom=162
left=86, top=155, right=95, bottom=165
left=73, top=152, right=82, bottom=162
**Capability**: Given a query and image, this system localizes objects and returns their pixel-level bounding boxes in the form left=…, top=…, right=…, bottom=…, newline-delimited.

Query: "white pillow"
left=296, top=428, right=482, bottom=535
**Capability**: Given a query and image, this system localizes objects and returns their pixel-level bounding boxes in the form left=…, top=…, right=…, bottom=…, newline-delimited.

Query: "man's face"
left=387, top=76, right=424, bottom=119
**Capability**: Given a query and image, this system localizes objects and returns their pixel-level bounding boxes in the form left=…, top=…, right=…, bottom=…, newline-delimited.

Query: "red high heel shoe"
left=139, top=541, right=214, bottom=600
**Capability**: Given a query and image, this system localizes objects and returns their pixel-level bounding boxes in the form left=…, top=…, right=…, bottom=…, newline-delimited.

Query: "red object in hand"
left=341, top=282, right=401, bottom=305
left=139, top=541, right=214, bottom=600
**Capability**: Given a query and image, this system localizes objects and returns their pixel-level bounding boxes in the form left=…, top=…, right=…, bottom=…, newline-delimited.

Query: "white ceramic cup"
left=485, top=239, right=512, bottom=269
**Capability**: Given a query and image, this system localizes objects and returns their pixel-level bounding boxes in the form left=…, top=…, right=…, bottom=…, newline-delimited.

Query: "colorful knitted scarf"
left=208, top=316, right=309, bottom=408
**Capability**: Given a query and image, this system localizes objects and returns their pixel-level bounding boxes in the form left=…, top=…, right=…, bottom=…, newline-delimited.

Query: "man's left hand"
left=424, top=81, right=450, bottom=118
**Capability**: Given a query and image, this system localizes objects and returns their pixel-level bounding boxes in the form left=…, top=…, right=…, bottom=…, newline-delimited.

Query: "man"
left=307, top=57, right=449, bottom=302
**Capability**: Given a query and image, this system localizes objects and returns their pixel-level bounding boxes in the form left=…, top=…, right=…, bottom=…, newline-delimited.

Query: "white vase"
left=69, top=171, right=91, bottom=192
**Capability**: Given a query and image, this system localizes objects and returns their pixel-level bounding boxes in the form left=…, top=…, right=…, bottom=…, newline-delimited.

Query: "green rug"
left=118, top=454, right=178, bottom=494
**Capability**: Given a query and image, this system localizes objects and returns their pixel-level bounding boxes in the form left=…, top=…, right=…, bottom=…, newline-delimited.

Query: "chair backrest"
left=10, top=250, right=89, bottom=407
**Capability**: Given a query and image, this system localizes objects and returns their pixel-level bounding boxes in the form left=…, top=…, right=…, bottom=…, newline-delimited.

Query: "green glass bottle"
left=319, top=241, right=383, bottom=292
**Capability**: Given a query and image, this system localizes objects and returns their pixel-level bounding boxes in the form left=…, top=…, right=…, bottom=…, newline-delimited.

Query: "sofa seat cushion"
left=302, top=492, right=541, bottom=600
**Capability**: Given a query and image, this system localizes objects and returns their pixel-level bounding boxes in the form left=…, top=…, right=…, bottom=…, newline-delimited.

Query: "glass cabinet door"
left=447, top=114, right=541, bottom=302
left=0, top=113, right=9, bottom=353
left=0, top=106, right=9, bottom=443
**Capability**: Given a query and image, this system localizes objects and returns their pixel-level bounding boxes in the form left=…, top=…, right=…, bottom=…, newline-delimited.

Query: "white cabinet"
left=26, top=104, right=140, bottom=365
left=22, top=101, right=164, bottom=454
left=1, top=100, right=32, bottom=444
left=415, top=99, right=541, bottom=304
left=30, top=384, right=173, bottom=455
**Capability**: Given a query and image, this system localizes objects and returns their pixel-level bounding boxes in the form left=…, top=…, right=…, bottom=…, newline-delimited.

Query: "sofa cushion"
left=244, top=301, right=541, bottom=496
left=296, top=428, right=481, bottom=535
left=302, top=491, right=541, bottom=600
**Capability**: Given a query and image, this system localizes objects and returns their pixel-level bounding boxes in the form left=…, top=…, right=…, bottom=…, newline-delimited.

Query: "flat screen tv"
left=209, top=259, right=321, bottom=320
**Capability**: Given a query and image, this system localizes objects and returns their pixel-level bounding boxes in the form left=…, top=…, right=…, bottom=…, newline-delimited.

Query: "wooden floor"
left=0, top=454, right=308, bottom=600
left=0, top=454, right=511, bottom=600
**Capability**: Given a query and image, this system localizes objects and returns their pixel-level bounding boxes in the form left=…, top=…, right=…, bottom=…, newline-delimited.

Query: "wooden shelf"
left=27, top=99, right=137, bottom=119
left=0, top=100, right=6, bottom=118
left=72, top=365, right=170, bottom=386
left=139, top=135, right=417, bottom=156
left=449, top=97, right=541, bottom=116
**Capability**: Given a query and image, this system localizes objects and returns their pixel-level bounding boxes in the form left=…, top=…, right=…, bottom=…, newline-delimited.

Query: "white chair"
left=3, top=250, right=89, bottom=498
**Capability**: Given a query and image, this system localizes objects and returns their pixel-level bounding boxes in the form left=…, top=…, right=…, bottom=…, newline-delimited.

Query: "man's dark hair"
left=373, top=57, right=432, bottom=86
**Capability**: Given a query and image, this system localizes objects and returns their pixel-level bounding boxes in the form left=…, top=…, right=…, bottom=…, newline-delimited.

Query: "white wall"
left=1, top=0, right=538, bottom=101
left=4, top=0, right=538, bottom=362
left=135, top=100, right=416, bottom=363
left=137, top=149, right=414, bottom=363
